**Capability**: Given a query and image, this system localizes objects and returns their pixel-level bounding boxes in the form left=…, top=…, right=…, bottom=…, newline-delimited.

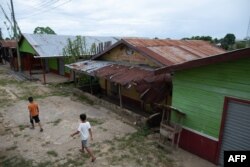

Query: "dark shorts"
left=31, top=115, right=40, bottom=123
left=81, top=140, right=89, bottom=148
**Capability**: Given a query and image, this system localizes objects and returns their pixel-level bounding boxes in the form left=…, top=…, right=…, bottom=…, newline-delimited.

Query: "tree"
left=33, top=26, right=56, bottom=34
left=63, top=36, right=88, bottom=63
left=221, top=33, right=236, bottom=50
left=63, top=36, right=98, bottom=87
left=182, top=36, right=213, bottom=42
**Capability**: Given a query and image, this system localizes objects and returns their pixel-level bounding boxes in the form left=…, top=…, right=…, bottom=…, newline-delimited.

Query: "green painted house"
left=157, top=48, right=250, bottom=165
left=18, top=33, right=119, bottom=83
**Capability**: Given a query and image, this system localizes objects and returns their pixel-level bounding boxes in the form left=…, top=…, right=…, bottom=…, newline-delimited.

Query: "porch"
left=22, top=70, right=69, bottom=84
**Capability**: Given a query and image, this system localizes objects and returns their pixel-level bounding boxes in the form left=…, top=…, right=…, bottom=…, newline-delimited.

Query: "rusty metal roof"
left=155, top=47, right=250, bottom=74
left=93, top=38, right=226, bottom=67
left=66, top=60, right=154, bottom=86
left=94, top=64, right=154, bottom=86
left=0, top=40, right=17, bottom=48
left=123, top=38, right=226, bottom=66
left=67, top=60, right=172, bottom=103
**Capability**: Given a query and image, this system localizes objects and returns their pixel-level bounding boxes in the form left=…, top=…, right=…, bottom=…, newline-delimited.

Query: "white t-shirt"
left=78, top=121, right=91, bottom=140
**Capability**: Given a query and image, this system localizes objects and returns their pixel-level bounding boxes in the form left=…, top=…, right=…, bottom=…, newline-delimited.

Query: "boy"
left=28, top=97, right=43, bottom=132
left=71, top=113, right=96, bottom=162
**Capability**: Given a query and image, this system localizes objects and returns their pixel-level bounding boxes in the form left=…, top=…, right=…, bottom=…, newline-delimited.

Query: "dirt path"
left=0, top=65, right=215, bottom=167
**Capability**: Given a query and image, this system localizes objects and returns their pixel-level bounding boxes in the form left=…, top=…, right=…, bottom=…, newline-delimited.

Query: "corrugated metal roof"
left=21, top=33, right=119, bottom=58
left=66, top=60, right=154, bottom=86
left=95, top=64, right=154, bottom=86
left=65, top=60, right=112, bottom=74
left=93, top=38, right=226, bottom=67
left=0, top=40, right=17, bottom=48
left=155, top=47, right=250, bottom=74
left=123, top=38, right=226, bottom=66
left=67, top=60, right=172, bottom=103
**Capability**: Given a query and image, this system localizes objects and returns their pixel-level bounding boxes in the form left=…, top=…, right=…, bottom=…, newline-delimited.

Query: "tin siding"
left=172, top=58, right=250, bottom=139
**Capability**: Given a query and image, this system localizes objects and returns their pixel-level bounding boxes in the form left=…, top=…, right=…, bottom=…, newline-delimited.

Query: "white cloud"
left=0, top=0, right=249, bottom=39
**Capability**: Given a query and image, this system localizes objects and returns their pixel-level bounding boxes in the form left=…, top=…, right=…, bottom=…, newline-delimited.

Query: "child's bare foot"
left=91, top=157, right=96, bottom=162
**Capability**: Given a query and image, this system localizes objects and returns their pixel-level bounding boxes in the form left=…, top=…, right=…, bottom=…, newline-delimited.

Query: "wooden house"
left=0, top=40, right=17, bottom=69
left=18, top=33, right=118, bottom=83
left=67, top=38, right=224, bottom=114
left=156, top=48, right=250, bottom=165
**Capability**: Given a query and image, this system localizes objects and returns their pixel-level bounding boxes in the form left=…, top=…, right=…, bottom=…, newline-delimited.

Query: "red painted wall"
left=179, top=128, right=218, bottom=163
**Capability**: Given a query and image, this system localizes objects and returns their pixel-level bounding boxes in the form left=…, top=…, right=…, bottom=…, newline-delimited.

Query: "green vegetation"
left=94, top=126, right=174, bottom=167
left=6, top=146, right=18, bottom=151
left=182, top=35, right=213, bottom=42
left=14, top=133, right=21, bottom=137
left=221, top=33, right=236, bottom=50
left=18, top=125, right=26, bottom=131
left=1, top=156, right=33, bottom=167
left=63, top=36, right=95, bottom=63
left=99, top=126, right=108, bottom=131
left=51, top=119, right=62, bottom=126
left=182, top=33, right=249, bottom=50
left=0, top=156, right=54, bottom=167
left=77, top=94, right=94, bottom=105
left=60, top=157, right=86, bottom=167
left=36, top=161, right=53, bottom=167
left=33, top=26, right=56, bottom=34
left=46, top=150, right=58, bottom=157
left=87, top=117, right=104, bottom=126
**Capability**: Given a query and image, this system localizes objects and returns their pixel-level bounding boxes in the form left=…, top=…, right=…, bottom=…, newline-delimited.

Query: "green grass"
left=14, top=133, right=21, bottom=137
left=1, top=156, right=33, bottom=167
left=0, top=156, right=53, bottom=167
left=52, top=119, right=62, bottom=126
left=5, top=128, right=11, bottom=132
left=6, top=146, right=17, bottom=151
left=99, top=126, right=108, bottom=131
left=60, top=157, right=87, bottom=167
left=23, top=134, right=29, bottom=138
left=94, top=126, right=174, bottom=166
left=0, top=155, right=6, bottom=160
left=87, top=117, right=104, bottom=126
left=18, top=125, right=26, bottom=131
left=77, top=94, right=94, bottom=105
left=36, top=161, right=53, bottom=167
left=46, top=150, right=58, bottom=157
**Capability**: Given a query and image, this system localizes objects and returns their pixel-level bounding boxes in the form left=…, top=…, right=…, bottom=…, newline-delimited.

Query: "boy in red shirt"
left=28, top=97, right=43, bottom=132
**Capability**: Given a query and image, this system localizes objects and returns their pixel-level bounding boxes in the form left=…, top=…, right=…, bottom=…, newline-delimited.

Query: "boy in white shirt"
left=71, top=113, right=96, bottom=162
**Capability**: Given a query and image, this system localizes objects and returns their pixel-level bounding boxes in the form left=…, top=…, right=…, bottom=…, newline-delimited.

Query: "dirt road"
left=0, top=65, right=215, bottom=167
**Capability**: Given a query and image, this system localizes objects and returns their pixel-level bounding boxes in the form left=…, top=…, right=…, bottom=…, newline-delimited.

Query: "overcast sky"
left=0, top=0, right=249, bottom=39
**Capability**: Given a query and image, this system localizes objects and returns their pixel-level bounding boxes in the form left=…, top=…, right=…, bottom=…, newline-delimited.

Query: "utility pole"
left=10, top=0, right=21, bottom=72
left=0, top=28, right=3, bottom=40
left=246, top=17, right=250, bottom=47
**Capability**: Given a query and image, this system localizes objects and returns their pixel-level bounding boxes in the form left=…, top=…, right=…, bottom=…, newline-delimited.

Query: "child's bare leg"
left=38, top=122, right=43, bottom=131
left=30, top=118, right=34, bottom=129
left=85, top=147, right=96, bottom=161
left=80, top=143, right=85, bottom=153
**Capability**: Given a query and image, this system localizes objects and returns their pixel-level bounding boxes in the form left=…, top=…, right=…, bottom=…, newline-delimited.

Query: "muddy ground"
left=0, top=65, right=215, bottom=167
